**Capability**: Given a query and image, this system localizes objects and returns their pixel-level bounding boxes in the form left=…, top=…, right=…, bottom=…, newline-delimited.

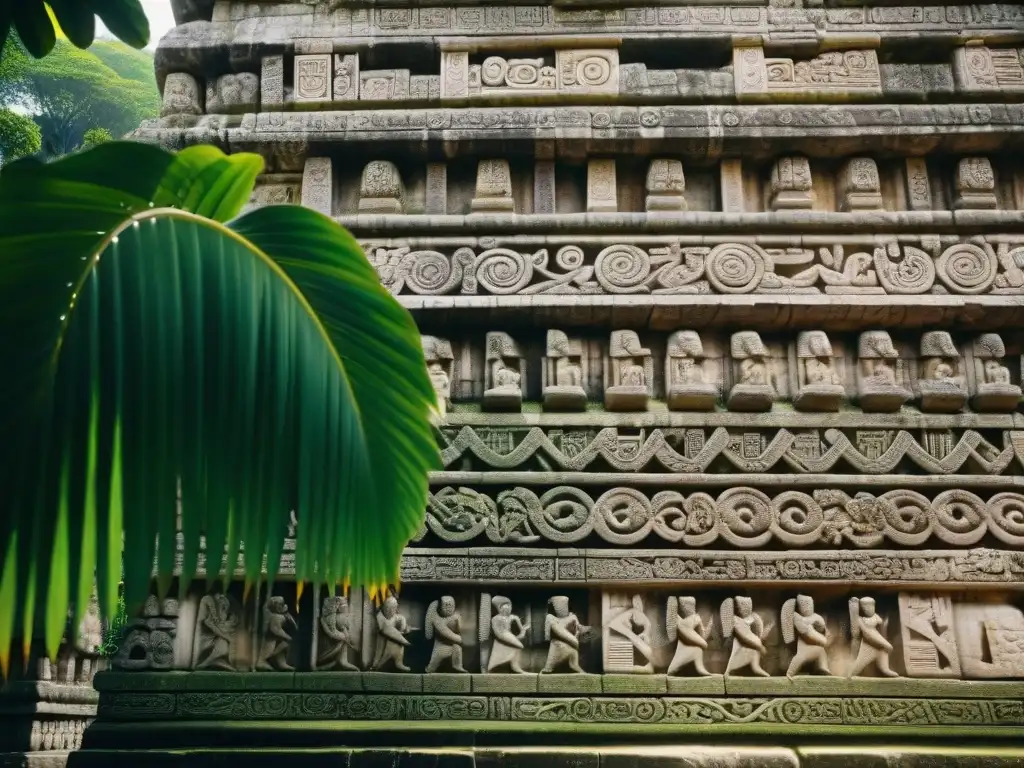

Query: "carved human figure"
left=721, top=596, right=771, bottom=677
left=543, top=330, right=587, bottom=410
left=256, top=596, right=297, bottom=672
left=665, top=330, right=717, bottom=411
left=604, top=594, right=654, bottom=674
left=972, top=333, right=1021, bottom=412
left=918, top=331, right=966, bottom=413
left=192, top=594, right=238, bottom=671
left=794, top=331, right=845, bottom=412
left=666, top=596, right=713, bottom=676
left=781, top=595, right=832, bottom=677
left=371, top=595, right=412, bottom=672
left=605, top=330, right=651, bottom=411
left=425, top=595, right=467, bottom=673
left=317, top=596, right=359, bottom=671
left=422, top=335, right=455, bottom=418
left=848, top=597, right=899, bottom=678
left=541, top=596, right=588, bottom=673
left=727, top=331, right=775, bottom=412
left=857, top=330, right=911, bottom=413
left=483, top=332, right=524, bottom=411
left=483, top=596, right=530, bottom=673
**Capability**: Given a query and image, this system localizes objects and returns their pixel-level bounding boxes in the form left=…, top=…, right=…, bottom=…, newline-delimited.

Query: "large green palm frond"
left=0, top=141, right=439, bottom=674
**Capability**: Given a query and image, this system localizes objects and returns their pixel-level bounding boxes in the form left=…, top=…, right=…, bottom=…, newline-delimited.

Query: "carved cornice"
left=418, top=486, right=1024, bottom=548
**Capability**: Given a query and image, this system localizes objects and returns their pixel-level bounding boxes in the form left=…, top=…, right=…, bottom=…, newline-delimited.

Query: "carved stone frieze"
left=954, top=43, right=1024, bottom=95
left=734, top=45, right=882, bottom=102
left=294, top=54, right=332, bottom=102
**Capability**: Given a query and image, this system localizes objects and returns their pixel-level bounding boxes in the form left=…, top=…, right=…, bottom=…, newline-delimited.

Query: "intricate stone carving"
left=426, top=163, right=447, bottom=215
left=734, top=44, right=881, bottom=101
left=483, top=332, right=524, bottom=411
left=114, top=596, right=178, bottom=671
left=972, top=333, right=1021, bottom=412
left=770, top=156, right=814, bottom=211
left=541, top=596, right=590, bottom=673
left=261, top=55, right=284, bottom=108
left=603, top=593, right=654, bottom=674
left=480, top=595, right=530, bottom=673
left=918, top=331, right=966, bottom=413
left=301, top=156, right=332, bottom=215
left=666, top=597, right=713, bottom=676
left=838, top=158, right=883, bottom=212
left=904, top=158, right=933, bottom=211
left=955, top=602, right=1024, bottom=678
left=954, top=157, right=998, bottom=210
left=555, top=49, right=619, bottom=95
left=543, top=330, right=587, bottom=411
left=727, top=331, right=775, bottom=412
left=645, top=159, right=686, bottom=212
left=586, top=159, right=617, bottom=213
left=192, top=594, right=240, bottom=671
left=793, top=331, right=844, bottom=412
left=256, top=596, right=297, bottom=672
left=423, top=335, right=454, bottom=419
left=665, top=330, right=717, bottom=411
left=478, top=56, right=556, bottom=94
left=898, top=593, right=960, bottom=679
left=161, top=73, right=202, bottom=118
left=605, top=331, right=652, bottom=411
left=954, top=43, right=1024, bottom=94
left=441, top=51, right=470, bottom=98
left=471, top=159, right=514, bottom=213
left=370, top=595, right=412, bottom=672
left=848, top=597, right=899, bottom=678
left=358, top=160, right=405, bottom=213
left=857, top=330, right=910, bottom=413
left=206, top=73, right=258, bottom=114
left=294, top=54, right=331, bottom=102
left=317, top=596, right=359, bottom=671
left=360, top=69, right=410, bottom=100
left=721, top=597, right=771, bottom=677
left=333, top=53, right=359, bottom=101
left=425, top=595, right=467, bottom=673
left=781, top=595, right=832, bottom=677
left=720, top=159, right=745, bottom=213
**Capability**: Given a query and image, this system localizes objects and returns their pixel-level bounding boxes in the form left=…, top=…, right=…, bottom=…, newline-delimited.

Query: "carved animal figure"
left=425, top=595, right=467, bottom=673
left=781, top=595, right=832, bottom=677
left=666, top=596, right=713, bottom=676
left=848, top=597, right=899, bottom=678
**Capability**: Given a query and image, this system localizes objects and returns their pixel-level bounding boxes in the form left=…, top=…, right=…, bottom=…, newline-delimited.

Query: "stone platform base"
left=63, top=745, right=1024, bottom=768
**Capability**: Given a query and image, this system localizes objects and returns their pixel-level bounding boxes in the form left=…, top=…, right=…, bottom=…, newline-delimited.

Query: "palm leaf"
left=0, top=142, right=438, bottom=674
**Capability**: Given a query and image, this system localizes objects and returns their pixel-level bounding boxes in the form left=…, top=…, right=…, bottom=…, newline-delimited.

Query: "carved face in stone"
left=440, top=596, right=456, bottom=617
left=338, top=596, right=349, bottom=612
left=679, top=597, right=696, bottom=617
left=796, top=595, right=814, bottom=616
left=497, top=600, right=512, bottom=616
left=631, top=595, right=643, bottom=612
left=860, top=597, right=876, bottom=617
left=735, top=597, right=752, bottom=618
left=269, top=596, right=288, bottom=614
left=550, top=596, right=569, bottom=618
left=382, top=596, right=398, bottom=618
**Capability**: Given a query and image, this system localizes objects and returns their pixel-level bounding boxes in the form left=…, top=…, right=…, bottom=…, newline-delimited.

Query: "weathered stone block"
left=294, top=54, right=331, bottom=102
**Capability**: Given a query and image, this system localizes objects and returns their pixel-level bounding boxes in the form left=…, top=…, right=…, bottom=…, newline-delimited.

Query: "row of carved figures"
left=424, top=330, right=1020, bottom=414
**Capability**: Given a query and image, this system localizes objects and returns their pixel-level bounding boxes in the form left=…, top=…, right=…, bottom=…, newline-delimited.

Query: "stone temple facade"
left=58, top=0, right=1024, bottom=765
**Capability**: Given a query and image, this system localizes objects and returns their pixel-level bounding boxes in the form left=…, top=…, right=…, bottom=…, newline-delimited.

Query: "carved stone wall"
left=85, top=0, right=1024, bottom=763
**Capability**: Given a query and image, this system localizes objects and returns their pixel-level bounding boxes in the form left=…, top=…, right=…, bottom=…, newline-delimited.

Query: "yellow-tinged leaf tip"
left=296, top=581, right=304, bottom=604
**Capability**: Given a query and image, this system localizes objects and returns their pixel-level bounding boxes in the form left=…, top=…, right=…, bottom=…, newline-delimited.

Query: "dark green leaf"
left=87, top=0, right=148, bottom=50
left=48, top=0, right=96, bottom=50
left=11, top=0, right=55, bottom=59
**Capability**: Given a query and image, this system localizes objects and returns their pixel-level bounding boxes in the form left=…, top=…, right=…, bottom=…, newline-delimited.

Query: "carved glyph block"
left=734, top=44, right=881, bottom=101
left=301, top=157, right=332, bottom=216
left=441, top=51, right=470, bottom=99
left=471, top=159, right=514, bottom=214
left=665, top=330, right=717, bottom=411
left=294, top=55, right=331, bottom=102
left=556, top=49, right=619, bottom=95
left=918, top=331, right=966, bottom=413
left=162, top=73, right=202, bottom=117
left=954, top=157, right=998, bottom=210
left=645, top=159, right=686, bottom=212
left=605, top=331, right=652, bottom=411
left=587, top=159, right=617, bottom=213
left=333, top=54, right=359, bottom=101
left=534, top=160, right=556, bottom=214
left=206, top=73, right=258, bottom=114
left=602, top=593, right=654, bottom=675
left=857, top=330, right=910, bottom=413
left=360, top=69, right=410, bottom=101
left=770, top=157, right=814, bottom=211
left=543, top=330, right=587, bottom=411
left=904, top=158, right=933, bottom=211
left=793, top=331, right=844, bottom=412
left=727, top=331, right=776, bottom=412
left=478, top=56, right=556, bottom=94
left=838, top=158, right=883, bottom=212
left=359, top=161, right=405, bottom=214
left=720, top=159, right=745, bottom=213
left=261, top=55, right=284, bottom=108
left=899, top=594, right=960, bottom=679
left=425, top=163, right=447, bottom=215
left=483, top=332, right=525, bottom=411
left=971, top=333, right=1021, bottom=412
left=953, top=42, right=1024, bottom=94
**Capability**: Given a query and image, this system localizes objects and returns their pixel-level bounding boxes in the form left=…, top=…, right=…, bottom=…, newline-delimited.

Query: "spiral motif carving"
left=507, top=61, right=540, bottom=86
left=936, top=243, right=997, bottom=294
left=481, top=56, right=508, bottom=87
left=594, top=488, right=653, bottom=545
left=931, top=489, right=987, bottom=545
left=717, top=488, right=772, bottom=547
left=880, top=490, right=932, bottom=545
left=576, top=55, right=612, bottom=86
left=988, top=493, right=1024, bottom=545
left=531, top=486, right=594, bottom=542
left=771, top=491, right=824, bottom=546
left=556, top=245, right=585, bottom=270
left=474, top=248, right=533, bottom=294
left=594, top=245, right=652, bottom=293
left=706, top=243, right=766, bottom=294
left=874, top=245, right=935, bottom=294
left=405, top=250, right=463, bottom=295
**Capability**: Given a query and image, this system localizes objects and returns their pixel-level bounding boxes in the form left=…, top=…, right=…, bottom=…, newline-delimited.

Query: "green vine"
left=97, top=590, right=128, bottom=659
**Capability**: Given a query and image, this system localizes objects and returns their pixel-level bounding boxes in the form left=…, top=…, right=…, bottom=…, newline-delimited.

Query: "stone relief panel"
left=734, top=45, right=882, bottom=102
left=953, top=43, right=1024, bottom=95
left=363, top=235, right=1024, bottom=298
left=205, top=73, right=259, bottom=114
left=294, top=54, right=331, bottom=102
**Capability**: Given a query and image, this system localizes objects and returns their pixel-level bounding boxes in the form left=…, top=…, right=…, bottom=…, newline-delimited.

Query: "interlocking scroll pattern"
left=439, top=426, right=1019, bottom=476
left=364, top=238, right=1024, bottom=297
left=419, top=486, right=1024, bottom=548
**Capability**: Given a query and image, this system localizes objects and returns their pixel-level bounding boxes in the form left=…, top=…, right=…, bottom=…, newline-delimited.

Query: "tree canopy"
left=0, top=37, right=159, bottom=157
left=0, top=108, right=41, bottom=164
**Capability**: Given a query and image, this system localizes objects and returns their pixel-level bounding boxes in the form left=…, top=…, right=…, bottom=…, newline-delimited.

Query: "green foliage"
left=0, top=107, right=41, bottom=163
left=0, top=0, right=149, bottom=60
left=0, top=142, right=439, bottom=674
left=1, top=37, right=160, bottom=157
left=96, top=591, right=127, bottom=658
left=81, top=126, right=112, bottom=147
